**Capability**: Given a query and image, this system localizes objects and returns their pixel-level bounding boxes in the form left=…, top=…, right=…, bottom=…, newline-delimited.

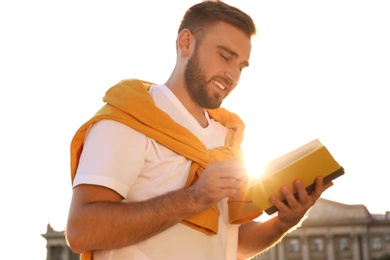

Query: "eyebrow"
left=217, top=45, right=250, bottom=68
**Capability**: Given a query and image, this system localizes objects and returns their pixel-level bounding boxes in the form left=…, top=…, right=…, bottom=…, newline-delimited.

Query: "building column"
left=46, top=246, right=52, bottom=260
left=268, top=245, right=277, bottom=260
left=326, top=234, right=335, bottom=260
left=352, top=234, right=361, bottom=260
left=64, top=244, right=72, bottom=260
left=277, top=240, right=286, bottom=260
left=361, top=234, right=370, bottom=260
left=301, top=236, right=310, bottom=260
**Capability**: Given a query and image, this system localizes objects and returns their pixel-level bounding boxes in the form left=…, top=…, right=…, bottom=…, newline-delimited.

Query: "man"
left=66, top=1, right=332, bottom=259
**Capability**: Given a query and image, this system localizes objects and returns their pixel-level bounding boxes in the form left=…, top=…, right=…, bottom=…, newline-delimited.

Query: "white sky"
left=1, top=0, right=389, bottom=259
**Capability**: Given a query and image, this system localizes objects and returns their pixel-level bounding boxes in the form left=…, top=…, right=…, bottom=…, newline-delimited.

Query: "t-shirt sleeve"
left=73, top=119, right=148, bottom=198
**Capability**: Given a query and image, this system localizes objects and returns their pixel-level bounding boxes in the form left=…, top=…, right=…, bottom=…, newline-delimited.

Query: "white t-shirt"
left=73, top=84, right=240, bottom=260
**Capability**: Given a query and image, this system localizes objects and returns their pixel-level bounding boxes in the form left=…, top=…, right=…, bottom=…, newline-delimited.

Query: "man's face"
left=184, top=22, right=252, bottom=109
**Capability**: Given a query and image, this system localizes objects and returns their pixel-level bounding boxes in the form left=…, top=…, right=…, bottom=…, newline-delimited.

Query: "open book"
left=245, top=139, right=344, bottom=215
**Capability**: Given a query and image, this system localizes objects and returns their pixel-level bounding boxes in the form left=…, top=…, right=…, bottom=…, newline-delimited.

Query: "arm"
left=66, top=183, right=200, bottom=254
left=237, top=176, right=333, bottom=260
left=66, top=161, right=248, bottom=254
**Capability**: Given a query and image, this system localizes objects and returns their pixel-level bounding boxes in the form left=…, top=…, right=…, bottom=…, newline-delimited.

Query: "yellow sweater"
left=70, top=79, right=262, bottom=258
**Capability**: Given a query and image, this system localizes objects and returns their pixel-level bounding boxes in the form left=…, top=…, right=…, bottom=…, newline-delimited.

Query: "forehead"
left=200, top=22, right=252, bottom=60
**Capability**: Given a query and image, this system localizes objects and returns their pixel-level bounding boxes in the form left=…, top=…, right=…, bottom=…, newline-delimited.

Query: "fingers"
left=269, top=176, right=334, bottom=230
left=206, top=161, right=249, bottom=185
left=288, top=178, right=323, bottom=207
left=271, top=176, right=331, bottom=212
left=294, top=179, right=309, bottom=205
left=191, top=161, right=248, bottom=206
left=211, top=162, right=248, bottom=197
left=277, top=183, right=305, bottom=212
left=315, top=176, right=333, bottom=195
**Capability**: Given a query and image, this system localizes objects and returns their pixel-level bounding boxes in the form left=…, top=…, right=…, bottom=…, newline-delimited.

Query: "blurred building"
left=41, top=224, right=79, bottom=260
left=252, top=199, right=390, bottom=260
left=42, top=198, right=390, bottom=260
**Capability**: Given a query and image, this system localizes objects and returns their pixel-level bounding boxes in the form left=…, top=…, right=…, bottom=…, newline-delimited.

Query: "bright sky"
left=1, top=1, right=389, bottom=259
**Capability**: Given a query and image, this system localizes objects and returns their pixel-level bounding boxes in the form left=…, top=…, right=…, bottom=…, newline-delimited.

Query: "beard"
left=184, top=47, right=224, bottom=109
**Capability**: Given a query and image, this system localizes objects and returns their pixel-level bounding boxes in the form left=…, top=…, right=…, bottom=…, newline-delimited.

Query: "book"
left=245, top=139, right=344, bottom=215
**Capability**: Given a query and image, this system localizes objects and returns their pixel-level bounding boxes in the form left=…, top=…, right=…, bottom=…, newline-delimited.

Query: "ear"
left=177, top=29, right=194, bottom=57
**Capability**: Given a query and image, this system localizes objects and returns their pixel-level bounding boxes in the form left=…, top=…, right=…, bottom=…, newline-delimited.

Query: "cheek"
left=197, top=49, right=219, bottom=69
left=200, top=59, right=215, bottom=72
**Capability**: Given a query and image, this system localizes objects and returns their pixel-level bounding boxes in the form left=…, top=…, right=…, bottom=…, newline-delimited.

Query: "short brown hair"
left=178, top=1, right=256, bottom=42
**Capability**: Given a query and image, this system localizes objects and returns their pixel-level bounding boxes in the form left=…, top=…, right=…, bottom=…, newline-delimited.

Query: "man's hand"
left=237, top=176, right=333, bottom=259
left=270, top=176, right=333, bottom=229
left=189, top=161, right=248, bottom=209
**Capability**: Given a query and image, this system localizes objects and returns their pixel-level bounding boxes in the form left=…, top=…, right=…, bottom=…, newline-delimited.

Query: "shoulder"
left=86, top=119, right=149, bottom=148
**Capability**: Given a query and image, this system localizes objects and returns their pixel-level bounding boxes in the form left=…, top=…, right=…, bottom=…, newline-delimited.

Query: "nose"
left=224, top=70, right=240, bottom=86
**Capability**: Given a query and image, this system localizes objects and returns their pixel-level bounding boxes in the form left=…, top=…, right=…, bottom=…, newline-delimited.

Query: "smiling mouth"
left=213, top=80, right=226, bottom=90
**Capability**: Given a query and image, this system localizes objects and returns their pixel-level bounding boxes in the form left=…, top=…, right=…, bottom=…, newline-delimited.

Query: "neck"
left=165, top=75, right=209, bottom=128
left=193, top=110, right=209, bottom=128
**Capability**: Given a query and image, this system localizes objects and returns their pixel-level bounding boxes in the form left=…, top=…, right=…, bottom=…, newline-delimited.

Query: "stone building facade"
left=252, top=199, right=390, bottom=260
left=41, top=224, right=79, bottom=260
left=42, top=198, right=390, bottom=260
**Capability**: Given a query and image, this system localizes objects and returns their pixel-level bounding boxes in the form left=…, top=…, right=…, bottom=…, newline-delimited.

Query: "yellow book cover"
left=245, top=139, right=344, bottom=215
